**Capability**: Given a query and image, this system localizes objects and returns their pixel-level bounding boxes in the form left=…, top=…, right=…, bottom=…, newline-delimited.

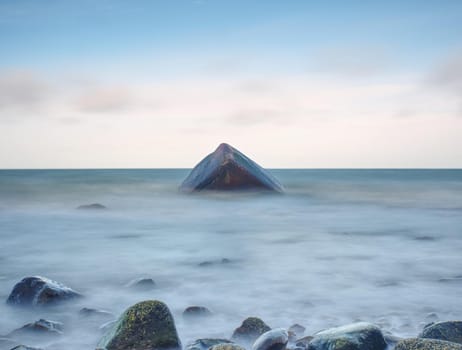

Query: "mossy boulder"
left=307, top=322, right=387, bottom=350
left=185, top=339, right=233, bottom=350
left=96, top=300, right=181, bottom=350
left=395, top=338, right=462, bottom=350
left=231, top=317, right=271, bottom=346
left=420, top=322, right=462, bottom=344
left=6, top=276, right=81, bottom=307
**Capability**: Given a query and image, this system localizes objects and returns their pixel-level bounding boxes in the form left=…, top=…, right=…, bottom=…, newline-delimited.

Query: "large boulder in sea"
left=420, top=322, right=462, bottom=344
left=395, top=338, right=462, bottom=350
left=6, top=276, right=81, bottom=307
left=179, top=143, right=284, bottom=193
left=307, top=322, right=387, bottom=350
left=96, top=300, right=181, bottom=350
left=231, top=317, right=271, bottom=346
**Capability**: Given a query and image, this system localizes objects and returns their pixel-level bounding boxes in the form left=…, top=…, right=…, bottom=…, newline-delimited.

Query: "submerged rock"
left=8, top=319, right=63, bottom=339
left=253, top=329, right=289, bottom=350
left=96, top=300, right=181, bottom=350
left=126, top=278, right=156, bottom=291
left=179, top=143, right=284, bottom=193
left=79, top=308, right=114, bottom=320
left=0, top=337, right=18, bottom=350
left=231, top=317, right=271, bottom=346
left=10, top=346, right=43, bottom=350
left=395, top=338, right=462, bottom=350
left=307, top=322, right=387, bottom=350
left=420, top=322, right=462, bottom=344
left=289, top=324, right=306, bottom=338
left=6, top=276, right=81, bottom=307
left=77, top=203, right=106, bottom=210
left=185, top=339, right=233, bottom=350
left=183, top=306, right=212, bottom=319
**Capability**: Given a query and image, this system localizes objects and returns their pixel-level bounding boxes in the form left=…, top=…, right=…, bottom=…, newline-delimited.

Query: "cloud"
left=428, top=52, right=462, bottom=92
left=309, top=47, right=392, bottom=78
left=75, top=87, right=134, bottom=113
left=0, top=71, right=50, bottom=113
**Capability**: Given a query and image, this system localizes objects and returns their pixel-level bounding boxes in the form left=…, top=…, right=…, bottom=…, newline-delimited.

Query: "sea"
left=0, top=169, right=461, bottom=349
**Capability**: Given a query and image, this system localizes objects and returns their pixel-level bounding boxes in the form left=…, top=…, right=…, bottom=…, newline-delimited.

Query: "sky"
left=1, top=0, right=462, bottom=168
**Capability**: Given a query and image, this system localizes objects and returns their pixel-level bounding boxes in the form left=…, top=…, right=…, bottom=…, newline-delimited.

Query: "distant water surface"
left=0, top=169, right=461, bottom=349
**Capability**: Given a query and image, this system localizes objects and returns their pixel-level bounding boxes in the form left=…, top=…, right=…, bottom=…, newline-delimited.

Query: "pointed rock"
left=180, top=143, right=283, bottom=193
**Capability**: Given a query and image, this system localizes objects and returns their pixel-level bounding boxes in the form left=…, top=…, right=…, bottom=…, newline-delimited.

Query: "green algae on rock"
left=307, top=322, right=387, bottom=350
left=420, top=322, right=462, bottom=344
left=395, top=338, right=462, bottom=350
left=231, top=317, right=271, bottom=346
left=96, top=300, right=181, bottom=350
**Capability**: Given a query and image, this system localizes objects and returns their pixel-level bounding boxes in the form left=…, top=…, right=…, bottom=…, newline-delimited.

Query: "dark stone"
left=253, top=329, right=289, bottom=350
left=126, top=278, right=156, bottom=291
left=179, top=143, right=284, bottom=193
left=420, top=322, right=462, bottom=344
left=96, top=300, right=181, bottom=350
left=77, top=203, right=106, bottom=210
left=307, top=322, right=387, bottom=350
left=231, top=317, right=271, bottom=346
left=10, top=346, right=43, bottom=350
left=395, top=338, right=462, bottom=350
left=183, top=306, right=212, bottom=319
left=8, top=319, right=63, bottom=339
left=6, top=276, right=81, bottom=307
left=185, top=339, right=233, bottom=350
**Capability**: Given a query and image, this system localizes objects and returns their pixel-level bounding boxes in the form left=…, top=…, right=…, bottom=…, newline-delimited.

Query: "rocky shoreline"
left=1, top=276, right=461, bottom=350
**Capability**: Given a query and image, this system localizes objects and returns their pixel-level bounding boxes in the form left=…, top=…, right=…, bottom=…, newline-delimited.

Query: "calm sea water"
left=0, top=169, right=461, bottom=349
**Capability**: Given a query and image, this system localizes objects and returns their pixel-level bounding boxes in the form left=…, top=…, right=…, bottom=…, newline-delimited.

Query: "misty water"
left=0, top=169, right=461, bottom=350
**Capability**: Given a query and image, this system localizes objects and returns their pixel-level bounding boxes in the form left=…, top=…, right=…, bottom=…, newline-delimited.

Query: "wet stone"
left=395, top=338, right=462, bottom=350
left=6, top=276, right=81, bottom=307
left=420, top=322, right=462, bottom=344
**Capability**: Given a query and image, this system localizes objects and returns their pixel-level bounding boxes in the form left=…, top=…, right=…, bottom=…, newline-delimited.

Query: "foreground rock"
left=183, top=306, right=212, bottom=319
left=179, top=143, right=284, bottom=193
left=10, top=346, right=43, bottom=350
left=8, top=319, right=63, bottom=339
left=395, top=338, right=462, bottom=350
left=7, top=277, right=81, bottom=306
left=96, top=300, right=181, bottom=350
left=420, top=322, right=462, bottom=344
left=253, top=329, right=289, bottom=350
left=231, top=317, right=271, bottom=346
left=307, top=322, right=387, bottom=350
left=186, top=339, right=233, bottom=350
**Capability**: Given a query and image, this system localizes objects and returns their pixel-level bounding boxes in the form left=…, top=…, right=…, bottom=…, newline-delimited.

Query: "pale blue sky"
left=1, top=0, right=462, bottom=168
